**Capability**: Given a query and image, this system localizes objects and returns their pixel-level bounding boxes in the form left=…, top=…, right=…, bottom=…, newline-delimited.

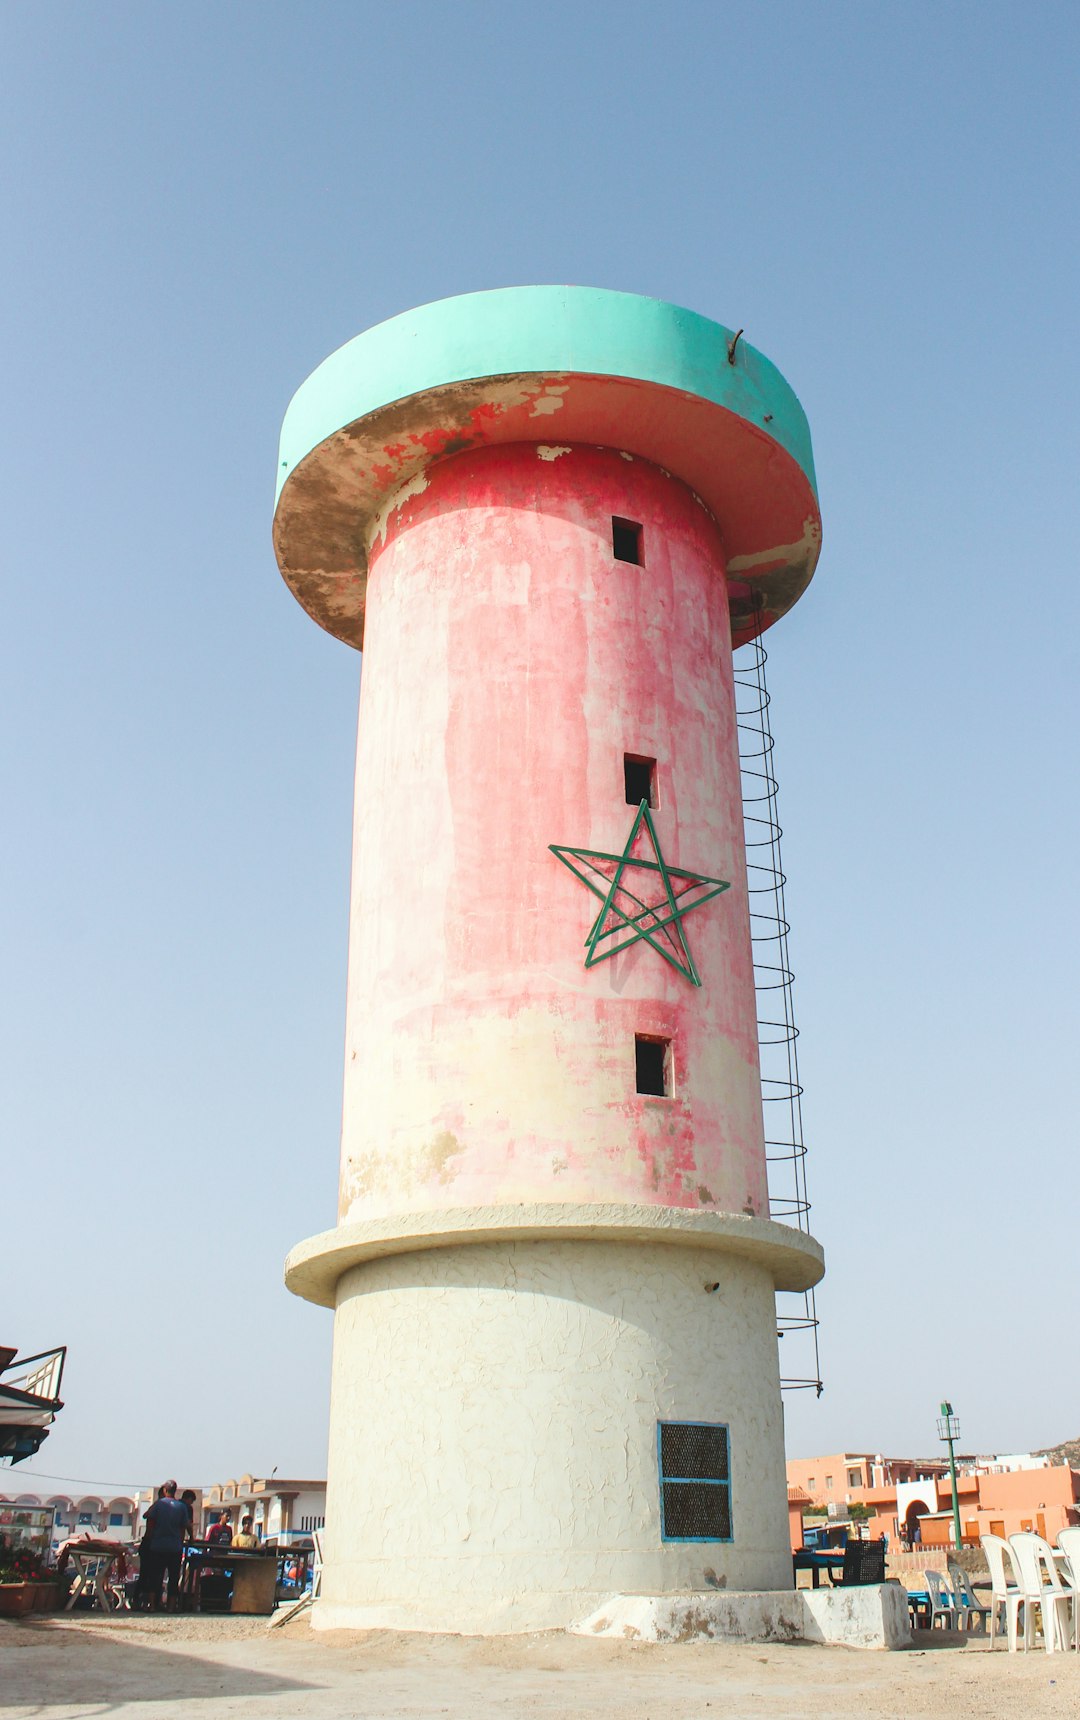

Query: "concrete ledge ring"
left=284, top=1201, right=825, bottom=1308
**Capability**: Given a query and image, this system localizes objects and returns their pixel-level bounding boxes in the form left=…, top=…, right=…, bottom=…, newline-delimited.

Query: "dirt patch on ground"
left=3, top=1612, right=1078, bottom=1718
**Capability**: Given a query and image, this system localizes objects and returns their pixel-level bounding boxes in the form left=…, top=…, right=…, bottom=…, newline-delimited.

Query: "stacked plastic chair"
left=1009, top=1533, right=1078, bottom=1653
left=980, top=1535, right=1023, bottom=1651
left=947, top=1561, right=991, bottom=1633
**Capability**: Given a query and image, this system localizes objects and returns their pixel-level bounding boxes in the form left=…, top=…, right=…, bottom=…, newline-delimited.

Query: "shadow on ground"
left=0, top=1618, right=318, bottom=1709
left=907, top=1628, right=980, bottom=1651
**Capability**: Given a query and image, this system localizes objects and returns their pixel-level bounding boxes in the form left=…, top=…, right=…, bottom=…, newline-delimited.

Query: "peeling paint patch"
left=618, top=450, right=635, bottom=462
left=425, top=1129, right=464, bottom=1186
left=726, top=513, right=821, bottom=575
left=536, top=444, right=572, bottom=461
left=342, top=1150, right=381, bottom=1206
left=367, top=467, right=430, bottom=550
left=528, top=385, right=569, bottom=418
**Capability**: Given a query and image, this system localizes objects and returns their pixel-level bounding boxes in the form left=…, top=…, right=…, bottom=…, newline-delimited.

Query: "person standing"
left=232, top=1515, right=259, bottom=1550
left=141, top=1480, right=189, bottom=1611
left=180, top=1489, right=198, bottom=1541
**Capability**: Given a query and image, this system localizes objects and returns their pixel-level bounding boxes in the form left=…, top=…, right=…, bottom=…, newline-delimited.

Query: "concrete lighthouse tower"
left=275, top=288, right=824, bottom=1633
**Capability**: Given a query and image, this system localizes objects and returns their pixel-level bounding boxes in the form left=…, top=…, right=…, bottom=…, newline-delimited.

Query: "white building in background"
left=202, top=1475, right=326, bottom=1544
left=0, top=1489, right=136, bottom=1552
left=2, top=1477, right=325, bottom=1553
left=975, top=1453, right=1051, bottom=1474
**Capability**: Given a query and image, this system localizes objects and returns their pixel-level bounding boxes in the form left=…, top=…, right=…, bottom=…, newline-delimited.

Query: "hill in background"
left=1036, top=1438, right=1080, bottom=1468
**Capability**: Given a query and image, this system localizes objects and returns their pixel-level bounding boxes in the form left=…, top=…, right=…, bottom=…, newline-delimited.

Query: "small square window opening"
left=624, top=754, right=657, bottom=807
left=612, top=517, right=643, bottom=564
left=636, top=1035, right=670, bottom=1097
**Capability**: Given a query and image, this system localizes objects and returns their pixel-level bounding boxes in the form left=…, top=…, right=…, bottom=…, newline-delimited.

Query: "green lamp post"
left=937, top=1402, right=963, bottom=1551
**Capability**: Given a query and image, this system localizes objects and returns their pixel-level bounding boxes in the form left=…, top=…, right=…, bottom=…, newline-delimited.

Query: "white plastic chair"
left=311, top=1527, right=324, bottom=1601
left=980, top=1535, right=1023, bottom=1651
left=923, top=1568, right=958, bottom=1629
left=1057, top=1526, right=1080, bottom=1592
left=948, top=1561, right=990, bottom=1633
left=1009, top=1532, right=1078, bottom=1653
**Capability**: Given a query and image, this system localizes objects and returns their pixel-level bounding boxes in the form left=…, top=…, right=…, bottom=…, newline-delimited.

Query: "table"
left=181, top=1546, right=278, bottom=1614
left=792, top=1549, right=847, bottom=1589
left=906, top=1588, right=932, bottom=1629
left=64, top=1550, right=127, bottom=1612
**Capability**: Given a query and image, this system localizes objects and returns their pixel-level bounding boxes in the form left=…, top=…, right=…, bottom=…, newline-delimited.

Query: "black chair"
left=840, top=1541, right=886, bottom=1586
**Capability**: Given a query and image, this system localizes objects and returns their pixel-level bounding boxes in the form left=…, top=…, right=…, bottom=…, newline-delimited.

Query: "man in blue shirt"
left=141, top=1480, right=189, bottom=1611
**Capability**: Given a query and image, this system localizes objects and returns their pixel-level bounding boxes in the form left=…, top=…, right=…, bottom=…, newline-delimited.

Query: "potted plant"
left=0, top=1547, right=52, bottom=1615
left=35, top=1560, right=71, bottom=1612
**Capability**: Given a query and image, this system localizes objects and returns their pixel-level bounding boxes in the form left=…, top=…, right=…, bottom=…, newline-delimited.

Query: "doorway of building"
left=904, top=1504, right=926, bottom=1546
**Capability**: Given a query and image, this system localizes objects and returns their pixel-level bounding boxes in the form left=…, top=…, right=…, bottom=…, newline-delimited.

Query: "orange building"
left=785, top=1452, right=946, bottom=1507
left=911, top=1465, right=1080, bottom=1548
left=787, top=1485, right=811, bottom=1553
left=787, top=1451, right=1080, bottom=1548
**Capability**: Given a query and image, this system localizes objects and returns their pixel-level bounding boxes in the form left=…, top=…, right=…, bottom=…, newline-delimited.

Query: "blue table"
left=792, top=1549, right=846, bottom=1589
left=907, top=1588, right=932, bottom=1628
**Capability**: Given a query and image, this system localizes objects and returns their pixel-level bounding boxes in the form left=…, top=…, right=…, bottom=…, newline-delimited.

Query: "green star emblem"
left=549, top=801, right=730, bottom=987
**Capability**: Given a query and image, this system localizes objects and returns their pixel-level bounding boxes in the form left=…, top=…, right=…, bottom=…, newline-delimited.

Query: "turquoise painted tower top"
left=273, top=286, right=821, bottom=650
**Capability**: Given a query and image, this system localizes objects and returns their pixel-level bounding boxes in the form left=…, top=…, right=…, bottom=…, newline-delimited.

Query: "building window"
left=848, top=1469, right=862, bottom=1488
left=612, top=517, right=643, bottom=565
left=636, top=1035, right=671, bottom=1097
left=623, top=754, right=657, bottom=808
left=658, top=1421, right=731, bottom=1541
left=78, top=1513, right=93, bottom=1526
left=807, top=1478, right=816, bottom=1492
left=825, top=1477, right=833, bottom=1491
left=109, top=1513, right=124, bottom=1527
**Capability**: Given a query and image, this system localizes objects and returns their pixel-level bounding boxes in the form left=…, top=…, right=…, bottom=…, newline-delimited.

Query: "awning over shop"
left=0, top=1345, right=66, bottom=1465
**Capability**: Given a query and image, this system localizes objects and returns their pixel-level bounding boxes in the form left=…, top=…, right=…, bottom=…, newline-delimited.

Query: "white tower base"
left=292, top=1216, right=821, bottom=1635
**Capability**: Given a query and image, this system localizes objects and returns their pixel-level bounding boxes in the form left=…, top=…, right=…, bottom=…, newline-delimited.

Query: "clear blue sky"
left=3, top=1, right=1078, bottom=1495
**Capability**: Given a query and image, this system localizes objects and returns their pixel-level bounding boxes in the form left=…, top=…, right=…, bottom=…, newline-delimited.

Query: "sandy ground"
left=3, top=1613, right=1079, bottom=1720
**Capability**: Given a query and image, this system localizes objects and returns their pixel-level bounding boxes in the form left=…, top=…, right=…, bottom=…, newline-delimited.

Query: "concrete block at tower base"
left=573, top=1584, right=913, bottom=1650
left=800, top=1583, right=913, bottom=1649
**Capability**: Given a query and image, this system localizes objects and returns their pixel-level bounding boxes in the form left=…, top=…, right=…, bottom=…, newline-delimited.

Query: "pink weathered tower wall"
left=342, top=443, right=766, bottom=1224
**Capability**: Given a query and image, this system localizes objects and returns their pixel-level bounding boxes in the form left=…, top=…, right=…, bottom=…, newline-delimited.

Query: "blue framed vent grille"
left=658, top=1421, right=732, bottom=1542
